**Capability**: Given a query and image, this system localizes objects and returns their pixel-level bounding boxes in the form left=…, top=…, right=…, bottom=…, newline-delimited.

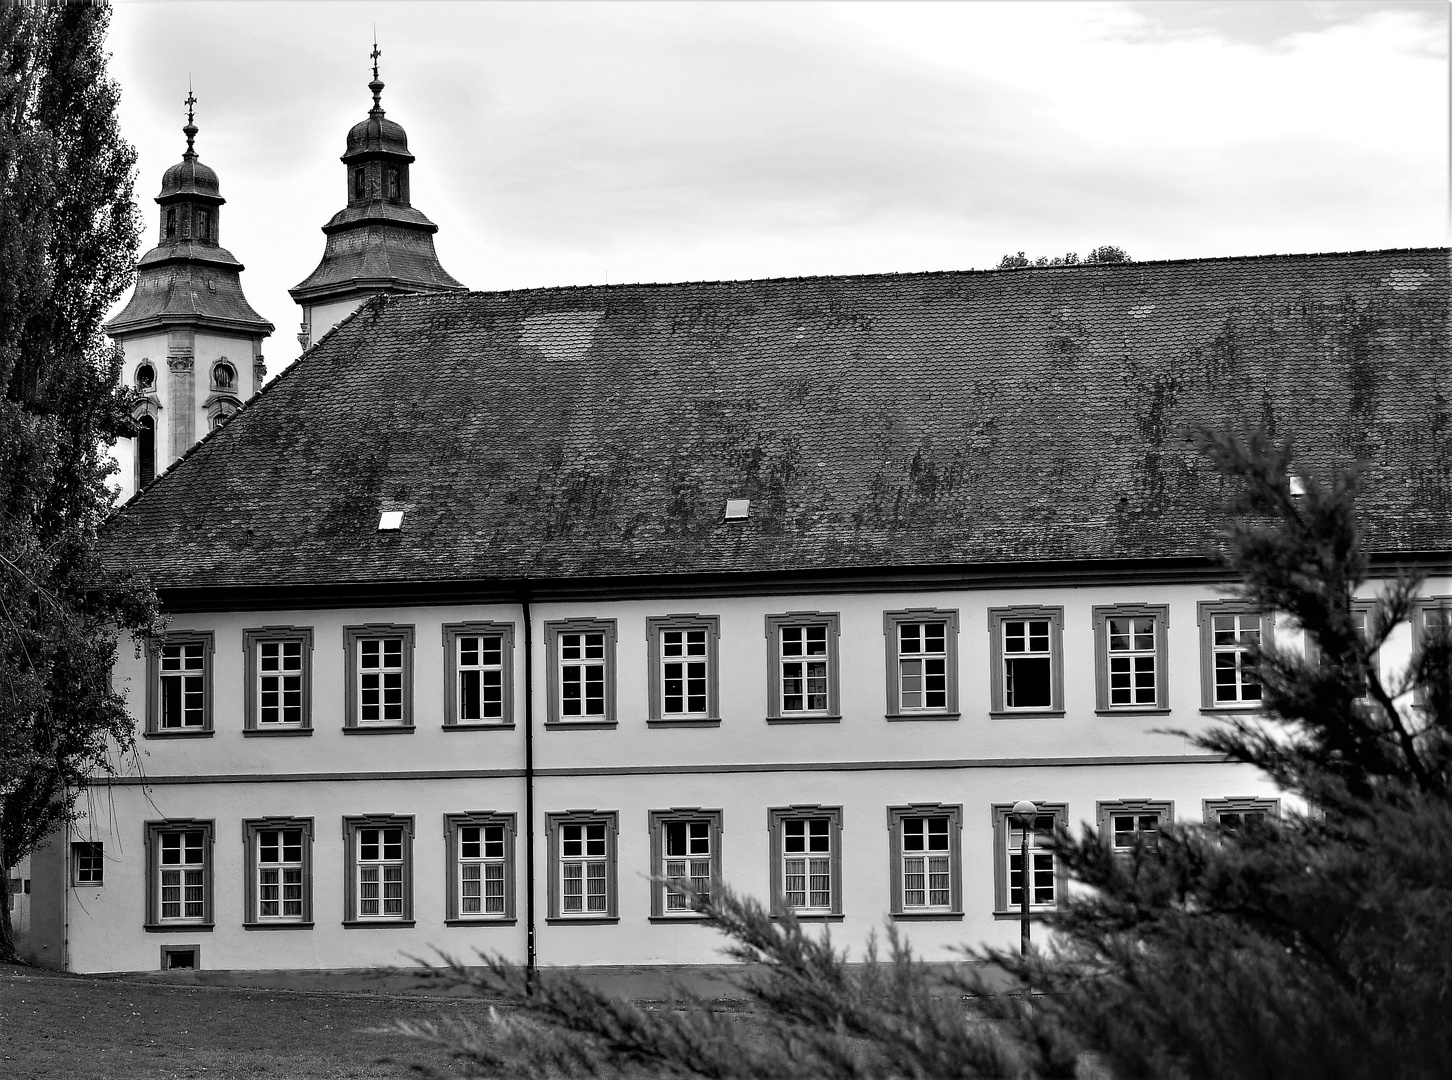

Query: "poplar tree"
left=395, top=427, right=1452, bottom=1079
left=0, top=2, right=157, bottom=960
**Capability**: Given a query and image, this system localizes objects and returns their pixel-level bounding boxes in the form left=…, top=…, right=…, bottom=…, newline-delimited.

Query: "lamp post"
left=1011, top=799, right=1037, bottom=958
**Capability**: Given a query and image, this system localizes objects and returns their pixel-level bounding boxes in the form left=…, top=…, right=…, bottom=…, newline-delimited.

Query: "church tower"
left=289, top=48, right=465, bottom=350
left=105, top=93, right=274, bottom=504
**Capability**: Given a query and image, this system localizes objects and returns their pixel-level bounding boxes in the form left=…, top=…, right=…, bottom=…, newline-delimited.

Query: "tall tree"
left=997, top=246, right=1131, bottom=269
left=392, top=428, right=1452, bottom=1079
left=0, top=2, right=157, bottom=960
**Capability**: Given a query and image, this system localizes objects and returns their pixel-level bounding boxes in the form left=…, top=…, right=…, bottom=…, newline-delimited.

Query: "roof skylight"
left=378, top=510, right=404, bottom=531
left=724, top=499, right=750, bottom=521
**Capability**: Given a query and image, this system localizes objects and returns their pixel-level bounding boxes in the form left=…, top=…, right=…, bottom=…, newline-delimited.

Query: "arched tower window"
left=166, top=208, right=177, bottom=239
left=197, top=208, right=210, bottom=241
left=136, top=362, right=155, bottom=390
left=354, top=168, right=366, bottom=201
left=138, top=415, right=156, bottom=489
left=211, top=362, right=235, bottom=390
left=386, top=167, right=400, bottom=203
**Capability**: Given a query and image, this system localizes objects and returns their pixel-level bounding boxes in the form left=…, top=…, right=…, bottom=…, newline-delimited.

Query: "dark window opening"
left=138, top=415, right=156, bottom=488
left=354, top=168, right=366, bottom=200
left=1005, top=657, right=1051, bottom=708
left=165, top=208, right=176, bottom=238
left=162, top=947, right=197, bottom=970
left=196, top=208, right=210, bottom=240
left=212, top=362, right=234, bottom=389
left=386, top=168, right=400, bottom=203
left=135, top=363, right=155, bottom=390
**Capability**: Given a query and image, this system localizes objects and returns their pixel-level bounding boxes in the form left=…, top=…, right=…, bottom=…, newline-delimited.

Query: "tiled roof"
left=101, top=248, right=1451, bottom=591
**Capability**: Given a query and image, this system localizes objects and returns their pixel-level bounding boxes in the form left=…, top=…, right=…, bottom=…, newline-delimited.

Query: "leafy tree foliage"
left=997, top=246, right=1132, bottom=270
left=396, top=427, right=1452, bottom=1079
left=0, top=3, right=157, bottom=959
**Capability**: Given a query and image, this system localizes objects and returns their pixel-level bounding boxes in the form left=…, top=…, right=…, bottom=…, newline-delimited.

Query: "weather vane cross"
left=184, top=88, right=197, bottom=125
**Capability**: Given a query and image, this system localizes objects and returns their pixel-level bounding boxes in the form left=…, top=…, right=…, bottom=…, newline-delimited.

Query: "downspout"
left=520, top=589, right=537, bottom=992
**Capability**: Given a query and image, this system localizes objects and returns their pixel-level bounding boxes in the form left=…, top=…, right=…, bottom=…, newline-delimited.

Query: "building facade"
left=27, top=247, right=1451, bottom=974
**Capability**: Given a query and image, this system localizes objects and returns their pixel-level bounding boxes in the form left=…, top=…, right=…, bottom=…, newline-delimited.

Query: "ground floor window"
left=145, top=820, right=214, bottom=930
left=546, top=811, right=618, bottom=921
left=444, top=812, right=517, bottom=922
left=244, top=817, right=313, bottom=927
left=342, top=815, right=414, bottom=925
left=767, top=805, right=843, bottom=919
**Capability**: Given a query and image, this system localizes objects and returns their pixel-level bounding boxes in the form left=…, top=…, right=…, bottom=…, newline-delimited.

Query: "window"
left=137, top=415, right=156, bottom=489
left=1095, top=800, right=1172, bottom=858
left=1412, top=598, right=1451, bottom=705
left=442, top=622, right=515, bottom=727
left=72, top=842, right=104, bottom=886
left=444, top=812, right=516, bottom=923
left=764, top=612, right=841, bottom=722
left=883, top=610, right=960, bottom=719
left=144, top=820, right=214, bottom=930
left=646, top=615, right=721, bottom=725
left=165, top=207, right=176, bottom=238
left=343, top=624, right=415, bottom=730
left=648, top=809, right=723, bottom=918
left=886, top=804, right=962, bottom=918
left=991, top=803, right=1068, bottom=917
left=545, top=811, right=618, bottom=921
left=242, top=627, right=313, bottom=734
left=767, top=806, right=843, bottom=919
left=196, top=208, right=210, bottom=241
left=160, top=945, right=200, bottom=970
left=1204, top=797, right=1279, bottom=831
left=386, top=167, right=400, bottom=202
left=211, top=362, right=234, bottom=390
left=243, top=818, right=313, bottom=927
left=1197, top=602, right=1273, bottom=709
left=145, top=632, right=214, bottom=736
left=343, top=816, right=414, bottom=925
left=135, top=363, right=155, bottom=390
left=354, top=167, right=365, bottom=200
left=988, top=607, right=1064, bottom=716
left=1093, top=605, right=1170, bottom=712
left=544, top=619, right=617, bottom=725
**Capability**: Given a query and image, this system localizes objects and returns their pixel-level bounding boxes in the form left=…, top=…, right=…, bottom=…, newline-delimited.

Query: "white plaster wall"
left=304, top=297, right=368, bottom=347
left=81, top=573, right=1443, bottom=972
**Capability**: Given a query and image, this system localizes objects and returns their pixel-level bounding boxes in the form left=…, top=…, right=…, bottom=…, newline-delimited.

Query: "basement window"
left=378, top=510, right=404, bottom=531
left=724, top=499, right=750, bottom=520
left=161, top=945, right=199, bottom=970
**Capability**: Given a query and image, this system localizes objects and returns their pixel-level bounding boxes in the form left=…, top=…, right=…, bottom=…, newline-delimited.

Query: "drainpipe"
left=520, top=590, right=537, bottom=992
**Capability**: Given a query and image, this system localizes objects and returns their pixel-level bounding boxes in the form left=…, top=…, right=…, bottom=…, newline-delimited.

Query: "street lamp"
left=1011, top=799, right=1038, bottom=957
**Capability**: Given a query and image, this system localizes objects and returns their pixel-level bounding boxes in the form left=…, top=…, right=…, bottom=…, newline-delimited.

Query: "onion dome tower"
left=105, top=92, right=274, bottom=504
left=289, top=46, right=465, bottom=350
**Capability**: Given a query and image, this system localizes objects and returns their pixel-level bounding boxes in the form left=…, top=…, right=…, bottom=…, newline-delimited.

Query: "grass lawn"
left=0, top=963, right=488, bottom=1079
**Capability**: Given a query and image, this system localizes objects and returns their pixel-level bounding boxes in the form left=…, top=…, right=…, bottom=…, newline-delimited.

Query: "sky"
left=107, top=1, right=1448, bottom=370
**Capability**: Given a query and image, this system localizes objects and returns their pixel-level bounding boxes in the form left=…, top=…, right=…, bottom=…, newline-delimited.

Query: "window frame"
left=990, top=802, right=1068, bottom=919
left=987, top=607, right=1065, bottom=717
left=442, top=621, right=516, bottom=729
left=1095, top=799, right=1173, bottom=856
left=545, top=810, right=619, bottom=923
left=883, top=609, right=961, bottom=720
left=144, top=631, right=215, bottom=738
left=764, top=612, right=842, bottom=724
left=342, top=815, right=415, bottom=926
left=1091, top=604, right=1170, bottom=713
left=1197, top=601, right=1275, bottom=711
left=72, top=842, right=104, bottom=886
left=645, top=615, right=722, bottom=727
left=766, top=805, right=844, bottom=920
left=647, top=808, right=724, bottom=920
left=243, top=817, right=314, bottom=929
left=342, top=624, right=416, bottom=732
left=443, top=811, right=517, bottom=924
left=144, top=819, right=215, bottom=932
left=886, top=803, right=963, bottom=919
left=242, top=626, right=314, bottom=736
left=543, top=619, right=618, bottom=728
left=1411, top=597, right=1452, bottom=707
left=1203, top=796, right=1280, bottom=828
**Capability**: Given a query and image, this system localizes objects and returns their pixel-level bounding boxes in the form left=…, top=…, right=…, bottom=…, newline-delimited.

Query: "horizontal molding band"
left=150, top=551, right=1452, bottom=613
left=88, top=754, right=1228, bottom=787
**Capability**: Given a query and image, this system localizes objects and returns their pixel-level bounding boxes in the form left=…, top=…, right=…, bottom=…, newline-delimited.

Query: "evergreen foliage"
left=396, top=427, right=1452, bottom=1079
left=0, top=3, right=158, bottom=959
left=997, top=246, right=1131, bottom=270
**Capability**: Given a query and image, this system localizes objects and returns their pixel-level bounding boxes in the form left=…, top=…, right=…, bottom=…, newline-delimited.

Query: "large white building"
left=22, top=241, right=1449, bottom=975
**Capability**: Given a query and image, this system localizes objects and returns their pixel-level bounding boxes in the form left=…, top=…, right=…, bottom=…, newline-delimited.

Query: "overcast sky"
left=107, top=1, right=1448, bottom=368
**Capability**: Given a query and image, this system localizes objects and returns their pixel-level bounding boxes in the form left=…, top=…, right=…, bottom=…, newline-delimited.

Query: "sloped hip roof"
left=101, top=248, right=1452, bottom=596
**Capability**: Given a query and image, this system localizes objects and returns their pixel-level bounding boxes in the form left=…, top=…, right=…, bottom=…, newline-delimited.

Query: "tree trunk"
left=0, top=818, right=16, bottom=963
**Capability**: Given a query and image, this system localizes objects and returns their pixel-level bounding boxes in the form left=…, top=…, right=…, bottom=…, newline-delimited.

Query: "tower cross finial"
left=183, top=81, right=199, bottom=157
left=368, top=34, right=384, bottom=111
left=371, top=38, right=381, bottom=82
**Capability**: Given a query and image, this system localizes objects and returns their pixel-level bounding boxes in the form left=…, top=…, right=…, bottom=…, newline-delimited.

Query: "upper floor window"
left=1197, top=602, right=1272, bottom=709
left=243, top=627, right=313, bottom=735
left=196, top=208, right=210, bottom=240
left=165, top=207, right=177, bottom=238
left=443, top=622, right=516, bottom=727
left=135, top=362, right=155, bottom=390
left=386, top=167, right=400, bottom=202
left=1093, top=604, right=1170, bottom=712
left=1204, top=797, right=1279, bottom=831
left=988, top=607, right=1064, bottom=716
left=544, top=619, right=617, bottom=726
left=145, top=631, right=214, bottom=736
left=354, top=167, right=366, bottom=200
left=883, top=609, right=960, bottom=719
left=343, top=624, right=415, bottom=731
left=137, top=414, right=156, bottom=489
left=764, top=612, right=841, bottom=723
left=646, top=615, right=720, bottom=725
left=211, top=362, right=234, bottom=390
